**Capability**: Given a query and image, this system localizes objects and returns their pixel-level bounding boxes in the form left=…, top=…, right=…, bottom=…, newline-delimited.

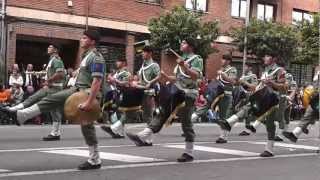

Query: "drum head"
left=64, top=91, right=101, bottom=125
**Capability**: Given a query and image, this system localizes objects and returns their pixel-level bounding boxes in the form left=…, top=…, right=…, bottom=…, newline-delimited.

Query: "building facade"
left=2, top=0, right=319, bottom=83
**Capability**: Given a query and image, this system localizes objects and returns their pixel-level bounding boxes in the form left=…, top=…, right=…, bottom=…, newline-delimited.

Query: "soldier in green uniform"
left=5, top=30, right=105, bottom=170
left=5, top=44, right=65, bottom=141
left=217, top=54, right=286, bottom=157
left=126, top=39, right=203, bottom=162
left=283, top=67, right=319, bottom=143
left=237, top=64, right=258, bottom=136
left=101, top=58, right=131, bottom=138
left=274, top=72, right=297, bottom=141
left=215, top=53, right=238, bottom=144
left=134, top=46, right=161, bottom=124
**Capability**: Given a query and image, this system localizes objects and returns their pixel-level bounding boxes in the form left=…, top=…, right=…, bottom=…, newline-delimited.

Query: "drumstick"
left=168, top=48, right=183, bottom=60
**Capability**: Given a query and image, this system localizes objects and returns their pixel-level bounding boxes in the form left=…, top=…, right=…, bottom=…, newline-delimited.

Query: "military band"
left=0, top=28, right=319, bottom=171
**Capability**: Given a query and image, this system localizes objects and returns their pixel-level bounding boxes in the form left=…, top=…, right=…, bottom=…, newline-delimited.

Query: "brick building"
left=1, top=0, right=319, bottom=83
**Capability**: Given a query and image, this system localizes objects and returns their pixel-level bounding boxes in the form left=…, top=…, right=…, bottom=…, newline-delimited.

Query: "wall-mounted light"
left=67, top=0, right=73, bottom=7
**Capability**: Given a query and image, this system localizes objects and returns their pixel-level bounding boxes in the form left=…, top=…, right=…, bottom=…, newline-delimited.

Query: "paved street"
left=0, top=122, right=319, bottom=180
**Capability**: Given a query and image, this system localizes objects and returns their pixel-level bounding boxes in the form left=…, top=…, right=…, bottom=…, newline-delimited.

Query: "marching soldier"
left=126, top=39, right=203, bottom=162
left=215, top=53, right=238, bottom=144
left=217, top=54, right=286, bottom=157
left=101, top=58, right=131, bottom=138
left=274, top=72, right=297, bottom=141
left=3, top=30, right=105, bottom=170
left=237, top=64, right=258, bottom=136
left=133, top=46, right=161, bottom=124
left=4, top=44, right=65, bottom=141
left=283, top=66, right=319, bottom=143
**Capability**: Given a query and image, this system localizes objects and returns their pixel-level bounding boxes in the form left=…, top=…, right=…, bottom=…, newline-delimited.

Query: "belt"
left=144, top=89, right=155, bottom=94
left=224, top=91, right=232, bottom=95
left=51, top=83, right=64, bottom=87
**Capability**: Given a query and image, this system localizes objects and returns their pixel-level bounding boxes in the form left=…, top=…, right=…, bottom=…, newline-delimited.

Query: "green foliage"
left=295, top=13, right=319, bottom=65
left=231, top=19, right=298, bottom=65
left=148, top=6, right=219, bottom=59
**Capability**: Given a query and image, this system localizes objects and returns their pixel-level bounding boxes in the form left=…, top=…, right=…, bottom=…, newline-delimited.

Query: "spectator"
left=9, top=69, right=23, bottom=88
left=23, top=64, right=38, bottom=90
left=10, top=86, right=24, bottom=106
left=66, top=70, right=77, bottom=88
left=0, top=84, right=11, bottom=104
left=23, top=85, right=35, bottom=100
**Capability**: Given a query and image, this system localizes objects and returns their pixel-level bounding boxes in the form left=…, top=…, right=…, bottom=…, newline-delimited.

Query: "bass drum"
left=119, top=87, right=144, bottom=108
left=249, top=86, right=279, bottom=117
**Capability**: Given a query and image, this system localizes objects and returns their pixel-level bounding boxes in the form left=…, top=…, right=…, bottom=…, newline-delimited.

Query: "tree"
left=148, top=6, right=219, bottom=59
left=231, top=19, right=298, bottom=65
left=295, top=13, right=319, bottom=65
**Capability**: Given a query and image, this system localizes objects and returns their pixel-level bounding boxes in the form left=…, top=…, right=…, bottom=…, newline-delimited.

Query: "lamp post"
left=242, top=0, right=251, bottom=76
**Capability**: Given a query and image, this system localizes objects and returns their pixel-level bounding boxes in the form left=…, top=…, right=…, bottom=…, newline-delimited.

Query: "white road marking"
left=0, top=139, right=318, bottom=153
left=165, top=145, right=259, bottom=156
left=0, top=169, right=11, bottom=173
left=0, top=153, right=317, bottom=178
left=249, top=142, right=319, bottom=151
left=41, top=149, right=164, bottom=163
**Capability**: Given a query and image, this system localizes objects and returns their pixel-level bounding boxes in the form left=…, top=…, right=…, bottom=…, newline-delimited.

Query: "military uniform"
left=217, top=65, right=237, bottom=120
left=127, top=53, right=203, bottom=160
left=138, top=59, right=160, bottom=124
left=15, top=48, right=105, bottom=166
left=283, top=70, right=319, bottom=143
left=9, top=54, right=65, bottom=138
left=102, top=68, right=131, bottom=137
left=218, top=63, right=285, bottom=156
left=236, top=71, right=258, bottom=126
left=276, top=72, right=297, bottom=140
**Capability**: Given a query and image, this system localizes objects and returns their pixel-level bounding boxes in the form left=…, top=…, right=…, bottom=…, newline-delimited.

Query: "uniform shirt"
left=174, top=53, right=203, bottom=97
left=138, top=59, right=160, bottom=86
left=240, top=71, right=258, bottom=91
left=46, top=54, right=65, bottom=88
left=217, top=65, right=237, bottom=92
left=260, top=63, right=285, bottom=94
left=75, top=48, right=106, bottom=90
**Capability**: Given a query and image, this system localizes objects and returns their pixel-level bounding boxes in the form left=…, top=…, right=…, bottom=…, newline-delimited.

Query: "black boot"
left=215, top=137, right=227, bottom=144
left=177, top=153, right=194, bottom=162
left=274, top=135, right=284, bottom=142
left=282, top=131, right=298, bottom=143
left=239, top=131, right=250, bottom=136
left=126, top=132, right=152, bottom=147
left=77, top=161, right=101, bottom=170
left=245, top=125, right=256, bottom=133
left=43, top=134, right=60, bottom=141
left=260, top=150, right=274, bottom=157
left=101, top=126, right=124, bottom=139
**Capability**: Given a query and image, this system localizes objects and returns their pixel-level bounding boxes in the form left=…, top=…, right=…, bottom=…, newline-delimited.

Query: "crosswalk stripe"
left=41, top=149, right=165, bottom=163
left=249, top=142, right=319, bottom=151
left=0, top=169, right=11, bottom=173
left=164, top=145, right=259, bottom=156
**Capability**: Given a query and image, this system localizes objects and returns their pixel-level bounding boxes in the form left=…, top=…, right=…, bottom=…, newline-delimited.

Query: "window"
left=292, top=9, right=313, bottom=24
left=186, top=0, right=208, bottom=12
left=231, top=0, right=247, bottom=18
left=257, top=3, right=275, bottom=21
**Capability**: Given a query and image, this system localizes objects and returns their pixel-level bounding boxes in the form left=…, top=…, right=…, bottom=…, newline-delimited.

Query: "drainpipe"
left=0, top=0, right=6, bottom=84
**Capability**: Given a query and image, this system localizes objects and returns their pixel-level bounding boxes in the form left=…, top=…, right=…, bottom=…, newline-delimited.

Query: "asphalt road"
left=0, top=122, right=319, bottom=180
